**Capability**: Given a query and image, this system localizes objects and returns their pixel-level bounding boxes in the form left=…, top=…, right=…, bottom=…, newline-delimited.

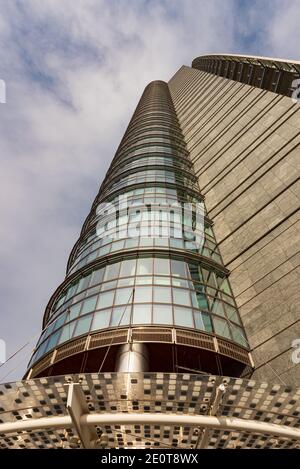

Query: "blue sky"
left=0, top=0, right=299, bottom=381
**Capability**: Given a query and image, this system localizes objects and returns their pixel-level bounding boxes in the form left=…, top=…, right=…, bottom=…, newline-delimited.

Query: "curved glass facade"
left=26, top=80, right=249, bottom=377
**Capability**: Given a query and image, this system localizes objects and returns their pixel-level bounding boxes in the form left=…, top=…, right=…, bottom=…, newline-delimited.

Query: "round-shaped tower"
left=25, top=81, right=251, bottom=379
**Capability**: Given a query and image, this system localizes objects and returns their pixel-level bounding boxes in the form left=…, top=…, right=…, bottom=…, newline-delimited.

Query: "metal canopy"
left=0, top=372, right=299, bottom=449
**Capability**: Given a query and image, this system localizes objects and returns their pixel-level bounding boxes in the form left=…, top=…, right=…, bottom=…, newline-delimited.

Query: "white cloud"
left=0, top=0, right=299, bottom=381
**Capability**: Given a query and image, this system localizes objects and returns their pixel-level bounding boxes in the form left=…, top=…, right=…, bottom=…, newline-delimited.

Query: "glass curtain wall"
left=27, top=81, right=248, bottom=372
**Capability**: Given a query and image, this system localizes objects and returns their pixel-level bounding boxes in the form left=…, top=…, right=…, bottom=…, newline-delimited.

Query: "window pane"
left=153, top=304, right=173, bottom=324
left=202, top=311, right=213, bottom=332
left=217, top=275, right=232, bottom=295
left=58, top=322, right=76, bottom=344
left=56, top=294, right=66, bottom=309
left=154, top=257, right=170, bottom=275
left=136, top=257, right=152, bottom=275
left=224, top=304, right=240, bottom=323
left=153, top=286, right=172, bottom=303
left=211, top=299, right=225, bottom=317
left=172, top=277, right=189, bottom=287
left=206, top=270, right=218, bottom=288
left=92, top=310, right=111, bottom=330
left=191, top=291, right=198, bottom=308
left=46, top=330, right=61, bottom=351
left=53, top=314, right=66, bottom=331
left=196, top=293, right=209, bottom=310
left=115, top=288, right=133, bottom=305
left=65, top=282, right=78, bottom=301
left=154, top=276, right=171, bottom=285
left=90, top=268, right=104, bottom=286
left=173, top=288, right=191, bottom=306
left=134, top=286, right=152, bottom=303
left=78, top=273, right=92, bottom=292
left=213, top=317, right=231, bottom=340
left=81, top=295, right=97, bottom=314
left=120, top=259, right=136, bottom=277
left=136, top=276, right=152, bottom=285
left=118, top=277, right=135, bottom=287
left=73, top=315, right=92, bottom=337
left=111, top=306, right=131, bottom=326
left=132, top=304, right=152, bottom=324
left=174, top=307, right=194, bottom=328
left=189, top=263, right=202, bottom=282
left=194, top=311, right=213, bottom=332
left=97, top=291, right=114, bottom=309
left=101, top=280, right=117, bottom=291
left=230, top=324, right=248, bottom=347
left=104, top=262, right=120, bottom=281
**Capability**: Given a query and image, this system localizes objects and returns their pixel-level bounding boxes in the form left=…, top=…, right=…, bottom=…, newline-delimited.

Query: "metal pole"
left=1, top=412, right=300, bottom=442
left=197, top=383, right=226, bottom=448
left=115, top=343, right=149, bottom=372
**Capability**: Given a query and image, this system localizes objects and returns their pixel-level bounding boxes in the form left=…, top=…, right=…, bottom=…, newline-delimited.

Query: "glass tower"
left=26, top=80, right=252, bottom=379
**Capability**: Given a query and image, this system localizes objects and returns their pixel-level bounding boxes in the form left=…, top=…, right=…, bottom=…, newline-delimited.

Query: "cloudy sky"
left=0, top=0, right=299, bottom=381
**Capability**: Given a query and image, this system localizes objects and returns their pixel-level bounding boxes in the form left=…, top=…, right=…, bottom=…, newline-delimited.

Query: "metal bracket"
left=66, top=383, right=98, bottom=449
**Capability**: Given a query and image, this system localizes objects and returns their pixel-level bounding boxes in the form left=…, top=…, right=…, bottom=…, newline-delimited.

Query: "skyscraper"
left=25, top=80, right=251, bottom=381
left=1, top=54, right=299, bottom=449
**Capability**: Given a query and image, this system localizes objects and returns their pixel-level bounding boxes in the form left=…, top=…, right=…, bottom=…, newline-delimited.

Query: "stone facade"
left=169, top=65, right=300, bottom=386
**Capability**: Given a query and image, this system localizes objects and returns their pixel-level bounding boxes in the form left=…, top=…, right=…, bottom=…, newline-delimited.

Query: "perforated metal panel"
left=1, top=373, right=299, bottom=449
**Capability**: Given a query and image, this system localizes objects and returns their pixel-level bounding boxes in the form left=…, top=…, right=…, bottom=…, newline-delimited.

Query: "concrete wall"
left=169, top=66, right=300, bottom=386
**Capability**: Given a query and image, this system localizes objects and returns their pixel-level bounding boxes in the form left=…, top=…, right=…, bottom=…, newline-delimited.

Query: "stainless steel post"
left=115, top=343, right=149, bottom=372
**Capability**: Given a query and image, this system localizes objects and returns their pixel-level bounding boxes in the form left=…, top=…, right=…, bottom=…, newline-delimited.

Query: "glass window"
left=88, top=251, right=97, bottom=262
left=46, top=330, right=61, bottom=351
left=196, top=293, right=209, bottom=310
left=211, top=299, right=225, bottom=317
left=90, top=268, right=104, bottom=286
left=91, top=310, right=111, bottom=330
left=73, top=314, right=92, bottom=337
left=153, top=286, right=172, bottom=303
left=58, top=322, right=76, bottom=344
left=154, top=276, right=171, bottom=285
left=136, top=276, right=152, bottom=285
left=194, top=311, right=213, bottom=332
left=172, top=277, right=189, bottom=288
left=120, top=259, right=136, bottom=277
left=134, top=286, right=152, bottom=303
left=88, top=286, right=100, bottom=297
left=55, top=294, right=66, bottom=310
left=132, top=304, right=152, bottom=324
left=174, top=307, right=194, bottom=328
left=104, top=263, right=120, bottom=281
left=191, top=291, right=198, bottom=308
left=153, top=304, right=173, bottom=324
left=53, top=314, right=66, bottom=331
left=224, top=304, right=240, bottom=323
left=189, top=263, right=202, bottom=282
left=173, top=288, right=191, bottom=306
left=154, top=257, right=170, bottom=275
left=118, top=277, right=135, bottom=287
left=136, top=257, right=152, bottom=275
left=205, top=270, right=218, bottom=288
left=230, top=324, right=248, bottom=347
left=213, top=317, right=231, bottom=340
left=101, top=280, right=117, bottom=291
left=78, top=273, right=92, bottom=292
left=202, top=311, right=213, bottom=332
left=125, top=239, right=138, bottom=249
left=111, top=306, right=131, bottom=326
left=217, top=275, right=232, bottom=295
left=97, top=291, right=114, bottom=309
left=65, top=282, right=78, bottom=301
left=81, top=295, right=97, bottom=314
left=115, top=288, right=133, bottom=305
